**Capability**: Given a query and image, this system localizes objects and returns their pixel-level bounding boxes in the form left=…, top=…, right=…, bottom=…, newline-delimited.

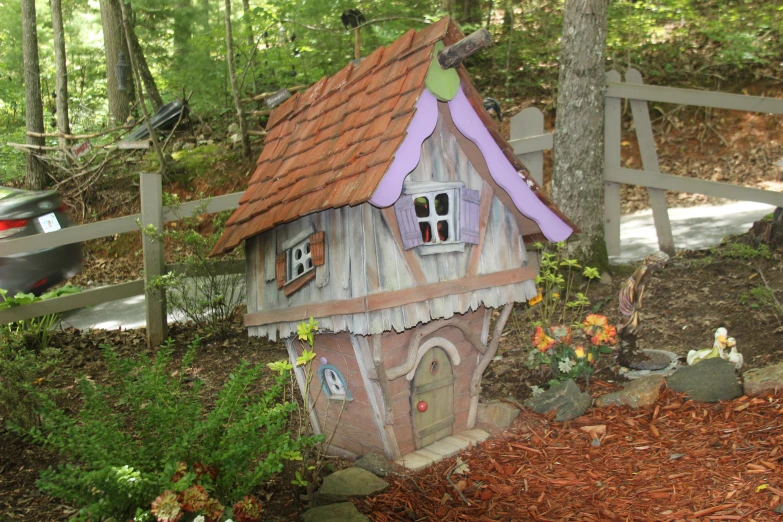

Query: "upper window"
left=413, top=189, right=457, bottom=245
left=276, top=228, right=325, bottom=294
left=287, top=236, right=313, bottom=283
left=394, top=181, right=481, bottom=254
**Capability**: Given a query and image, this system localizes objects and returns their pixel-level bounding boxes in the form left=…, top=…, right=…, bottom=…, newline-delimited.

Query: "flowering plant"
left=526, top=314, right=617, bottom=386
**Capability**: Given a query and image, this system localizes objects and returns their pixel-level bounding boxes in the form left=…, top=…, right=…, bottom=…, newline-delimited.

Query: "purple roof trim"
left=447, top=87, right=573, bottom=242
left=368, top=89, right=439, bottom=207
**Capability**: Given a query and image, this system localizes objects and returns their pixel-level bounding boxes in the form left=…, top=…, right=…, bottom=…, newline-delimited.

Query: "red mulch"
left=358, top=388, right=783, bottom=521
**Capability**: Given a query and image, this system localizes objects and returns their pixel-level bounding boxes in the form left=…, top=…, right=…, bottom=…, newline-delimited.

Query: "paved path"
left=60, top=201, right=776, bottom=331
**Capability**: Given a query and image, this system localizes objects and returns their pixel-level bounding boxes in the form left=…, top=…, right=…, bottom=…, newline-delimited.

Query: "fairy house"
left=212, top=18, right=575, bottom=461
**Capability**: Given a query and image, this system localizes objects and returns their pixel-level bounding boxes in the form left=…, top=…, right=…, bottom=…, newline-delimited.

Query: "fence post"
left=140, top=172, right=167, bottom=348
left=510, top=106, right=545, bottom=185
left=604, top=70, right=623, bottom=257
left=626, top=68, right=675, bottom=256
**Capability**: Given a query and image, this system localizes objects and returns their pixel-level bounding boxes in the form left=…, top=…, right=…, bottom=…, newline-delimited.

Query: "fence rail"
left=0, top=178, right=244, bottom=344
left=510, top=68, right=783, bottom=257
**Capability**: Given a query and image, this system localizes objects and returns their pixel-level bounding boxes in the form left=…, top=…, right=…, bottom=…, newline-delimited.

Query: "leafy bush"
left=22, top=336, right=319, bottom=521
left=0, top=284, right=81, bottom=350
left=0, top=330, right=58, bottom=429
left=147, top=195, right=245, bottom=339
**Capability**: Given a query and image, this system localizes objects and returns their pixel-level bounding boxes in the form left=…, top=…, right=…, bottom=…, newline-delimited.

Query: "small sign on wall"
left=266, top=89, right=291, bottom=109
left=71, top=141, right=91, bottom=159
left=118, top=140, right=151, bottom=150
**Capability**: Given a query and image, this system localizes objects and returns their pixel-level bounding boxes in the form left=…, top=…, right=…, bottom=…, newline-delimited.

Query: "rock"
left=227, top=122, right=240, bottom=134
left=477, top=400, right=520, bottom=428
left=353, top=453, right=394, bottom=477
left=172, top=141, right=184, bottom=152
left=302, top=502, right=369, bottom=522
left=182, top=142, right=195, bottom=151
left=666, top=358, right=742, bottom=402
left=523, top=379, right=592, bottom=421
left=599, top=272, right=613, bottom=285
left=595, top=375, right=665, bottom=409
left=316, top=467, right=389, bottom=505
left=743, top=362, right=783, bottom=396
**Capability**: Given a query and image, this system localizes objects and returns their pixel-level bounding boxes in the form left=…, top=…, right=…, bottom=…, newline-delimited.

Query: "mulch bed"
left=359, top=387, right=783, bottom=521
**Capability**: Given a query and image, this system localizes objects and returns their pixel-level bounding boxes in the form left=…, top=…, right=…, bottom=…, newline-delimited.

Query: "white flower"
left=526, top=179, right=535, bottom=188
left=193, top=517, right=205, bottom=522
left=530, top=385, right=544, bottom=396
left=558, top=359, right=575, bottom=373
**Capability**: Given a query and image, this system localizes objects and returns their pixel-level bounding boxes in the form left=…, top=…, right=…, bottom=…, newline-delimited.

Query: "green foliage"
left=21, top=336, right=319, bottom=521
left=712, top=240, right=772, bottom=261
left=739, top=285, right=782, bottom=320
left=147, top=198, right=245, bottom=339
left=0, top=330, right=58, bottom=429
left=0, top=284, right=81, bottom=350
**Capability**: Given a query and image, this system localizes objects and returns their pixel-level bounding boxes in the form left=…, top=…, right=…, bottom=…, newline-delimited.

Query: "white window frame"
left=403, top=181, right=465, bottom=255
left=282, top=225, right=316, bottom=284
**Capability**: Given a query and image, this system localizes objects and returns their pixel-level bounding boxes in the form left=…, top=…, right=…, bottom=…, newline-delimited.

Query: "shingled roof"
left=212, top=17, right=574, bottom=255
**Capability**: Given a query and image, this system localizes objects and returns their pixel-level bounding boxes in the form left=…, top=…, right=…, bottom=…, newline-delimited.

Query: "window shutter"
left=276, top=253, right=286, bottom=288
left=394, top=196, right=423, bottom=250
left=460, top=187, right=481, bottom=245
left=310, top=231, right=325, bottom=266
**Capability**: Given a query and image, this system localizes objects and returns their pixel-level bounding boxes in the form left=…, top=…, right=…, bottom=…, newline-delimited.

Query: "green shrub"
left=0, top=330, right=58, bottom=429
left=147, top=196, right=245, bottom=340
left=0, top=284, right=81, bottom=350
left=22, top=336, right=319, bottom=521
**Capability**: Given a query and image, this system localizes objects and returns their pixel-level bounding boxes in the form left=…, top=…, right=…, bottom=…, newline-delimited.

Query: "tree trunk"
left=460, top=0, right=482, bottom=24
left=126, top=2, right=163, bottom=111
left=50, top=0, right=70, bottom=153
left=173, top=0, right=193, bottom=54
left=99, top=0, right=132, bottom=124
left=241, top=0, right=257, bottom=94
left=551, top=0, right=609, bottom=270
left=224, top=0, right=251, bottom=160
left=21, top=0, right=47, bottom=190
left=118, top=0, right=168, bottom=176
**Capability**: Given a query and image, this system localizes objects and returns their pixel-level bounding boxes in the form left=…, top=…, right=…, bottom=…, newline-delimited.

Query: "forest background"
left=0, top=0, right=781, bottom=187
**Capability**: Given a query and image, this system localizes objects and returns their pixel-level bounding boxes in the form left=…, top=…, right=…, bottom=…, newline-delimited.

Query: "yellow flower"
left=587, top=352, right=594, bottom=364
left=528, top=289, right=543, bottom=306
left=574, top=346, right=586, bottom=359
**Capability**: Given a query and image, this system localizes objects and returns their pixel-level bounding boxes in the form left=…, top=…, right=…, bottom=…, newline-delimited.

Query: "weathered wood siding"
left=247, top=108, right=537, bottom=340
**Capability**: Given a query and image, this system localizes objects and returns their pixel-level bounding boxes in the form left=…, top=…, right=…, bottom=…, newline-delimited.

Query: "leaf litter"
left=358, top=389, right=783, bottom=521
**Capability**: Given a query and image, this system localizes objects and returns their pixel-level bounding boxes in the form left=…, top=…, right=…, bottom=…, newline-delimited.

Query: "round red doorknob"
left=417, top=401, right=428, bottom=412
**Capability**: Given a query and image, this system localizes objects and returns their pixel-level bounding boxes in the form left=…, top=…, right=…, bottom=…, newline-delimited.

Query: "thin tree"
left=125, top=1, right=163, bottom=111
left=550, top=0, right=609, bottom=270
left=224, top=0, right=251, bottom=160
left=99, top=0, right=132, bottom=124
left=21, top=0, right=47, bottom=190
left=118, top=0, right=168, bottom=175
left=50, top=0, right=70, bottom=154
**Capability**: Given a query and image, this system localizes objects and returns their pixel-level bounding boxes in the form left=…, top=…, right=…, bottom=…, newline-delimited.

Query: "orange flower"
left=528, top=289, right=543, bottom=306
left=574, top=345, right=586, bottom=359
left=550, top=325, right=572, bottom=345
left=583, top=314, right=617, bottom=346
left=533, top=326, right=555, bottom=352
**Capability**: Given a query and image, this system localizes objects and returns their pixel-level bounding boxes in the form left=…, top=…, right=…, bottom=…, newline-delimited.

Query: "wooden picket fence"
left=2, top=68, right=783, bottom=345
left=509, top=67, right=783, bottom=257
left=0, top=175, right=244, bottom=347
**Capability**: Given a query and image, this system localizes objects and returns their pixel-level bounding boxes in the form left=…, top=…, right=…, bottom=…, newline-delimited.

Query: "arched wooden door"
left=411, top=347, right=455, bottom=448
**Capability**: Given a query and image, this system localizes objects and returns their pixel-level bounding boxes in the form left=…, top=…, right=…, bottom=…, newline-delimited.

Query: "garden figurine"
left=616, top=251, right=669, bottom=369
left=726, top=337, right=743, bottom=370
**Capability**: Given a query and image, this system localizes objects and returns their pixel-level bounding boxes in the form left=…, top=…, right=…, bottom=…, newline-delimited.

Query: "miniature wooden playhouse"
left=212, top=18, right=575, bottom=461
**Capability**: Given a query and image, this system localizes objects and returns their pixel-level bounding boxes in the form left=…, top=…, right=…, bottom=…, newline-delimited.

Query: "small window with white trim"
left=286, top=237, right=313, bottom=283
left=394, top=181, right=480, bottom=255
left=318, top=364, right=352, bottom=401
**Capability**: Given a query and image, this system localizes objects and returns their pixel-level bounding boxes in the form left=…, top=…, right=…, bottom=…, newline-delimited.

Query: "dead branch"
left=26, top=123, right=135, bottom=140
left=241, top=84, right=308, bottom=104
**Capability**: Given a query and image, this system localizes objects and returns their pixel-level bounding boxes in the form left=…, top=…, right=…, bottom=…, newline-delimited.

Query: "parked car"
left=0, top=186, right=81, bottom=297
